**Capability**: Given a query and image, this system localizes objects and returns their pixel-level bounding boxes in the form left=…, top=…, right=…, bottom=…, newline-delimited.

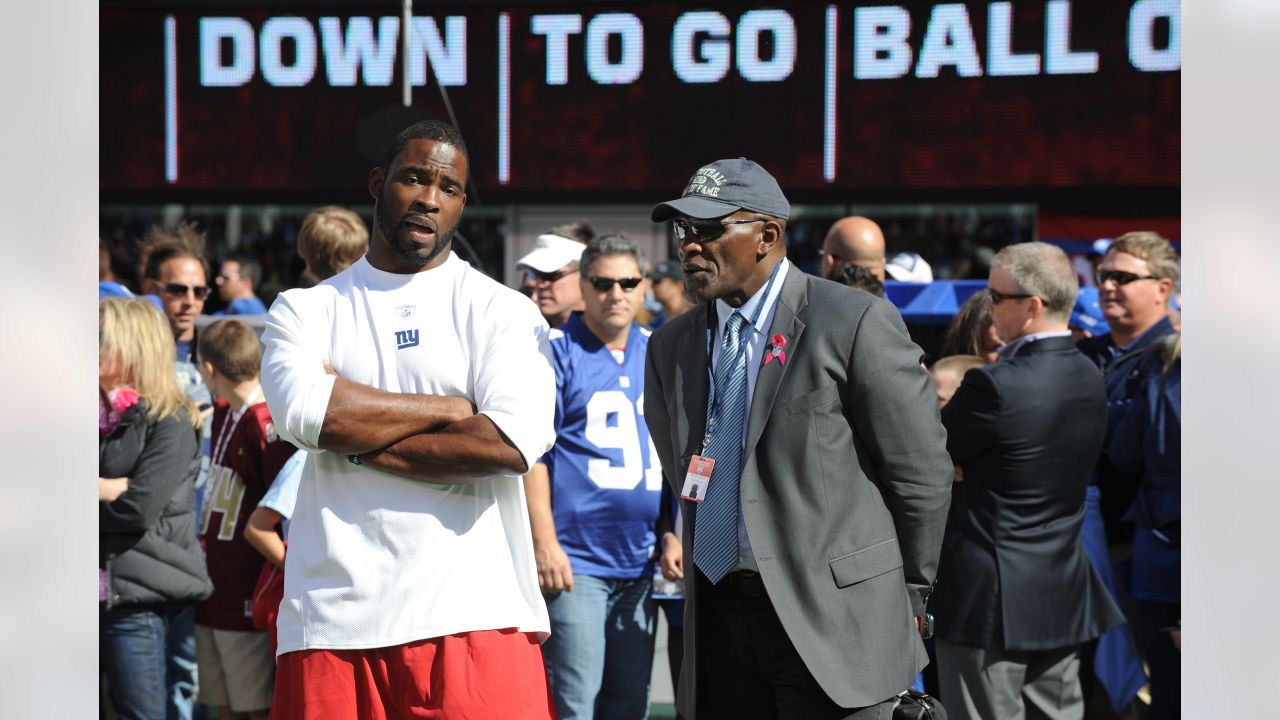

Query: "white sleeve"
left=473, top=296, right=557, bottom=473
left=260, top=290, right=337, bottom=451
left=258, top=449, right=304, bottom=519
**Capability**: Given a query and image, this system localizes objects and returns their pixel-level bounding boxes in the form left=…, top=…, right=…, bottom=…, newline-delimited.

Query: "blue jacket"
left=1108, top=337, right=1181, bottom=539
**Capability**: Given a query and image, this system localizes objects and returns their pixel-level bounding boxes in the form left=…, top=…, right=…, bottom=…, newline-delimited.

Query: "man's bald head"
left=821, top=216, right=886, bottom=282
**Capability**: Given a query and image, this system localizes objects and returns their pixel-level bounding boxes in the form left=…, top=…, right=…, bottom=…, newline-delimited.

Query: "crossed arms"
left=319, top=373, right=527, bottom=482
left=259, top=291, right=555, bottom=485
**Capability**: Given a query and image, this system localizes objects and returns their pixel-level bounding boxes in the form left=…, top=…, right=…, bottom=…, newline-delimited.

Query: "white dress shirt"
left=709, top=258, right=790, bottom=573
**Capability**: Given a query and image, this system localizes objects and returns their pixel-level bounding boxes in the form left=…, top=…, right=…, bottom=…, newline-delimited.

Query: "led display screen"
left=100, top=1, right=1180, bottom=196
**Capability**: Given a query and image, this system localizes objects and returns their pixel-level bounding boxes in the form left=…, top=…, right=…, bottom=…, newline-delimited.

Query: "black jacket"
left=931, top=335, right=1124, bottom=651
left=100, top=401, right=212, bottom=608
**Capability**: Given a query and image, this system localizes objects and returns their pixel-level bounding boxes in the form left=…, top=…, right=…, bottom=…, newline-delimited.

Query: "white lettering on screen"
left=199, top=15, right=468, bottom=87
left=531, top=13, right=582, bottom=85
left=194, top=5, right=1177, bottom=90
left=854, top=6, right=913, bottom=80
left=586, top=13, right=644, bottom=84
left=1128, top=0, right=1180, bottom=72
left=671, top=11, right=731, bottom=83
left=915, top=4, right=983, bottom=78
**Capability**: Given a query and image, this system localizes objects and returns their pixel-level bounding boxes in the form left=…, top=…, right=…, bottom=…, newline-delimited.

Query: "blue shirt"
left=216, top=296, right=268, bottom=316
left=542, top=314, right=661, bottom=579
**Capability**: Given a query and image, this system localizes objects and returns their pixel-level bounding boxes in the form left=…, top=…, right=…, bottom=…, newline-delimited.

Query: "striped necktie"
left=694, top=311, right=750, bottom=584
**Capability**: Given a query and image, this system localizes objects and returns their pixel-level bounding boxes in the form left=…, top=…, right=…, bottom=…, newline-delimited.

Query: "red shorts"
left=270, top=628, right=556, bottom=720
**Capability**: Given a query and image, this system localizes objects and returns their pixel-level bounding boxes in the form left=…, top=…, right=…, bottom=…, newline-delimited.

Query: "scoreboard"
left=100, top=1, right=1180, bottom=197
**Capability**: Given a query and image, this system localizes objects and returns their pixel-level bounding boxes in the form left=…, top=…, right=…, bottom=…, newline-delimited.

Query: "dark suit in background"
left=933, top=335, right=1125, bottom=720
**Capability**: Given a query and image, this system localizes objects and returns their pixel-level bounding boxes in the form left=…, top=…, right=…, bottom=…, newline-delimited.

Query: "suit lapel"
left=677, top=302, right=711, bottom=464
left=744, top=268, right=808, bottom=458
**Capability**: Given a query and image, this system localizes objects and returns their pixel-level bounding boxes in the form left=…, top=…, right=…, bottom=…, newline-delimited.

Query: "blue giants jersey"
left=543, top=314, right=662, bottom=579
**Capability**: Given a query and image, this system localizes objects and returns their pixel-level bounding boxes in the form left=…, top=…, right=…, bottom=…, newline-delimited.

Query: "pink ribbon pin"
left=763, top=334, right=788, bottom=366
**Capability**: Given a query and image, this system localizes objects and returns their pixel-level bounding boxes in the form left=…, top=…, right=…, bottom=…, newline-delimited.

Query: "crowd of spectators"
left=100, top=192, right=1179, bottom=719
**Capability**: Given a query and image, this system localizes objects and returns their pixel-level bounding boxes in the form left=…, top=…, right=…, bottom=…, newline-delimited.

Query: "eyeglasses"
left=527, top=268, right=577, bottom=284
left=673, top=218, right=765, bottom=242
left=986, top=287, right=1034, bottom=305
left=160, top=282, right=211, bottom=300
left=1096, top=269, right=1159, bottom=286
left=215, top=272, right=240, bottom=284
left=586, top=276, right=643, bottom=293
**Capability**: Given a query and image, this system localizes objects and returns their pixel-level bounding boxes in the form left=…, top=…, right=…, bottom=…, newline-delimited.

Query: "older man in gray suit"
left=643, top=158, right=953, bottom=719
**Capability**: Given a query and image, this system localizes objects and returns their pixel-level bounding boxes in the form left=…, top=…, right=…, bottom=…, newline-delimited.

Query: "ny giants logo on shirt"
left=395, top=329, right=420, bottom=349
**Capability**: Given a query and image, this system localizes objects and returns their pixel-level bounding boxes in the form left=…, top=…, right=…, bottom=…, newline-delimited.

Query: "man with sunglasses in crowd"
left=517, top=222, right=593, bottom=328
left=1076, top=231, right=1181, bottom=714
left=144, top=227, right=214, bottom=408
left=524, top=233, right=663, bottom=719
left=213, top=254, right=268, bottom=316
left=140, top=223, right=217, bottom=720
left=644, top=158, right=952, bottom=719
left=931, top=242, right=1124, bottom=720
left=1078, top=231, right=1180, bottom=537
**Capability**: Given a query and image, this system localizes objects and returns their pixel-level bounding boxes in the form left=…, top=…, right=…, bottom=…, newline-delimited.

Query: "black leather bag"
left=891, top=689, right=946, bottom=720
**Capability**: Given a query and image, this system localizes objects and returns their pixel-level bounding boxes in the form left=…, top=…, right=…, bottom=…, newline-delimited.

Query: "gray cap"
left=650, top=158, right=790, bottom=222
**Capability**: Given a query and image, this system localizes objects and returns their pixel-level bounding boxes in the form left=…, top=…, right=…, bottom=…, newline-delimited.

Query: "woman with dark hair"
left=940, top=290, right=1004, bottom=364
left=100, top=297, right=212, bottom=720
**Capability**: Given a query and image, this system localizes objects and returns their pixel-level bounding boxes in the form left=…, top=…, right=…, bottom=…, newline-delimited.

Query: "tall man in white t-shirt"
left=260, top=120, right=558, bottom=719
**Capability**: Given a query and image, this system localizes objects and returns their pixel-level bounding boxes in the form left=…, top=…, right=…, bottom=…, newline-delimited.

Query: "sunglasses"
left=527, top=268, right=577, bottom=284
left=673, top=218, right=765, bottom=242
left=1096, top=269, right=1159, bottom=286
left=586, top=276, right=643, bottom=293
left=160, top=282, right=211, bottom=300
left=986, top=287, right=1034, bottom=305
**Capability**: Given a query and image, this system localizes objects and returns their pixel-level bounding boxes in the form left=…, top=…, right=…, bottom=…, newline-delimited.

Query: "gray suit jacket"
left=644, top=267, right=953, bottom=715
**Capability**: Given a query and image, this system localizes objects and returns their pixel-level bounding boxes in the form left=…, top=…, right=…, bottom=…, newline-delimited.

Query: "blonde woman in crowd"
left=100, top=297, right=212, bottom=720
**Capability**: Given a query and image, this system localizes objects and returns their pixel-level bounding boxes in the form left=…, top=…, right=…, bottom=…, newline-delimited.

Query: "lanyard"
left=211, top=385, right=263, bottom=467
left=703, top=261, right=783, bottom=451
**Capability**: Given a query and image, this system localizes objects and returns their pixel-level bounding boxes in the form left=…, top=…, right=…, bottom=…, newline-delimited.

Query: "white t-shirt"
left=261, top=252, right=556, bottom=654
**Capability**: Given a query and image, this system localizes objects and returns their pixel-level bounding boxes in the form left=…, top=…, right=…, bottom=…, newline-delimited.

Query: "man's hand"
left=535, top=538, right=575, bottom=593
left=953, top=465, right=964, bottom=483
left=99, top=476, right=129, bottom=502
left=659, top=531, right=684, bottom=581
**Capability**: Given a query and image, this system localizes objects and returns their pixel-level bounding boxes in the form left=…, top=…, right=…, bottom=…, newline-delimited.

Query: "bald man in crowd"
left=819, top=216, right=887, bottom=282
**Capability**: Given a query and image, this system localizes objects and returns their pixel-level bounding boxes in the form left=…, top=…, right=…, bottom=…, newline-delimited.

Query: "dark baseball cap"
left=647, top=260, right=684, bottom=281
left=650, top=157, right=790, bottom=222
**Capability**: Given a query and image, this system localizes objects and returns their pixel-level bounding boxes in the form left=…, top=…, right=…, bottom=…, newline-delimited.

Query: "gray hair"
left=991, top=242, right=1077, bottom=321
left=580, top=233, right=647, bottom=278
